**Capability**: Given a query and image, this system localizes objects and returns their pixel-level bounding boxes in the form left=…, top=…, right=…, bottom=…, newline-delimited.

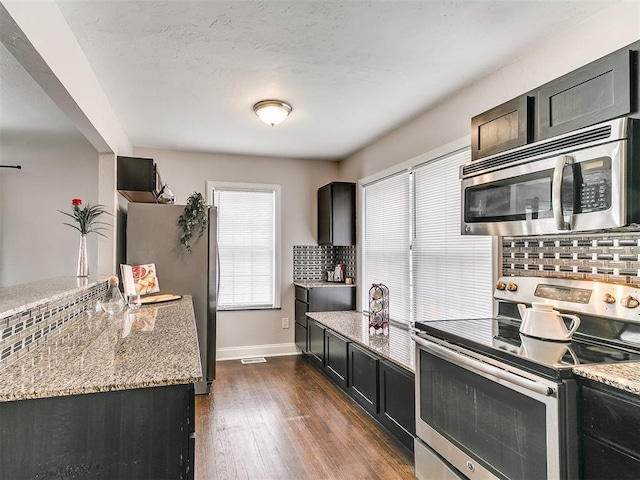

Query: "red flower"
left=72, top=198, right=82, bottom=206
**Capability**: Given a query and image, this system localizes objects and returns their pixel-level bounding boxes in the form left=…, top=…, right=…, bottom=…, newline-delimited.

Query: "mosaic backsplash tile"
left=293, top=245, right=356, bottom=281
left=502, top=233, right=640, bottom=285
left=0, top=281, right=108, bottom=367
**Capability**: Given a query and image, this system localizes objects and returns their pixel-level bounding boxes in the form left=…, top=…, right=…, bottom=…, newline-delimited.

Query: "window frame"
left=357, top=137, right=497, bottom=322
left=206, top=180, right=282, bottom=311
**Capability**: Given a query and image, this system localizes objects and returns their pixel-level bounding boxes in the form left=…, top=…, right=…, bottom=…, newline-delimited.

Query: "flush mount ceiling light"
left=253, top=100, right=292, bottom=127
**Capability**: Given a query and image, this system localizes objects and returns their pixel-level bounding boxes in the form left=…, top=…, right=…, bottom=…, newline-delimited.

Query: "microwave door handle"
left=553, top=155, right=574, bottom=231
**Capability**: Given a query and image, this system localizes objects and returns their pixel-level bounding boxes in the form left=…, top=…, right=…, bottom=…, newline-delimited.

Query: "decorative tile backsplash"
left=502, top=233, right=640, bottom=285
left=0, top=281, right=108, bottom=367
left=293, top=245, right=356, bottom=281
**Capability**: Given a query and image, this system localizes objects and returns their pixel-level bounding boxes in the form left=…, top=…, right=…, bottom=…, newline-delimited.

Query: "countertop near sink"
left=573, top=363, right=640, bottom=396
left=305, top=311, right=414, bottom=372
left=294, top=280, right=356, bottom=288
left=0, top=296, right=202, bottom=402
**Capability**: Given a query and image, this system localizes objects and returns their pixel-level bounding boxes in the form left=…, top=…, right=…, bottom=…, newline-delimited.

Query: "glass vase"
left=77, top=234, right=89, bottom=277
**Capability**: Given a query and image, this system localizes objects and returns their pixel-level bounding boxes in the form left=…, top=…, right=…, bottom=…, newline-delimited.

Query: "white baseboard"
left=216, top=343, right=300, bottom=361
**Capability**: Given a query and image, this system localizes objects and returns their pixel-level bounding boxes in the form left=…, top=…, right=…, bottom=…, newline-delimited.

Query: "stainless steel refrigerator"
left=126, top=203, right=217, bottom=395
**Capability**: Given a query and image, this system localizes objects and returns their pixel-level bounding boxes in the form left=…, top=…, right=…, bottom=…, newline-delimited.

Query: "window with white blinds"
left=363, top=172, right=412, bottom=323
left=413, top=149, right=493, bottom=321
left=361, top=147, right=493, bottom=324
left=209, top=182, right=281, bottom=310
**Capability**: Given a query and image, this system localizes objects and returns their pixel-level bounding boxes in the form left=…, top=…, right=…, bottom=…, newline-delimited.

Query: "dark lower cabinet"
left=325, top=329, right=349, bottom=389
left=307, top=320, right=326, bottom=368
left=348, top=343, right=380, bottom=416
left=580, top=379, right=640, bottom=479
left=378, top=359, right=416, bottom=451
left=295, top=319, right=308, bottom=353
left=0, top=384, right=194, bottom=479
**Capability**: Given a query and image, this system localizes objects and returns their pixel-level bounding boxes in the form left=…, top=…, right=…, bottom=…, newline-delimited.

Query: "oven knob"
left=603, top=293, right=616, bottom=304
left=621, top=295, right=640, bottom=309
left=506, top=282, right=518, bottom=292
left=466, top=461, right=475, bottom=472
left=496, top=280, right=506, bottom=291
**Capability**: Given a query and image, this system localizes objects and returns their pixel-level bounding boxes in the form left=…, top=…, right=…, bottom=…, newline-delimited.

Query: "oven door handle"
left=553, top=155, right=574, bottom=231
left=411, top=334, right=555, bottom=397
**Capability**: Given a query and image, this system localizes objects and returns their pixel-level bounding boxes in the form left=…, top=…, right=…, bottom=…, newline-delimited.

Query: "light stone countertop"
left=305, top=311, right=414, bottom=372
left=0, top=276, right=110, bottom=320
left=294, top=281, right=356, bottom=288
left=0, top=296, right=202, bottom=402
left=573, top=363, right=640, bottom=396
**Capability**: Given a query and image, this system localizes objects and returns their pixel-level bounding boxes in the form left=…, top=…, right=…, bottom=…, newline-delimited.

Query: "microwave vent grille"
left=463, top=124, right=612, bottom=177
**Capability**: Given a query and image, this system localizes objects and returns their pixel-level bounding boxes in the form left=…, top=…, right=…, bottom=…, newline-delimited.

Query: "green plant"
left=178, top=192, right=208, bottom=253
left=59, top=198, right=111, bottom=237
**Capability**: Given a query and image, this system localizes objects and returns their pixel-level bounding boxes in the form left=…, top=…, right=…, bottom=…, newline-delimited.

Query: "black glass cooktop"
left=414, top=316, right=640, bottom=380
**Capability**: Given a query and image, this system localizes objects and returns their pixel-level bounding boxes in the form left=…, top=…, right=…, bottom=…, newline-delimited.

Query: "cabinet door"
left=308, top=286, right=355, bottom=312
left=325, top=330, right=349, bottom=389
left=378, top=360, right=415, bottom=451
left=317, top=182, right=356, bottom=246
left=536, top=48, right=632, bottom=140
left=471, top=95, right=532, bottom=160
left=317, top=184, right=333, bottom=245
left=349, top=343, right=379, bottom=415
left=307, top=320, right=326, bottom=368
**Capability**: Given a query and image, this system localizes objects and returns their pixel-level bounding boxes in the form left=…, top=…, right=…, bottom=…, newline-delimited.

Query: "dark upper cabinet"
left=117, top=156, right=160, bottom=203
left=470, top=41, right=640, bottom=160
left=536, top=46, right=634, bottom=141
left=471, top=95, right=533, bottom=160
left=318, top=182, right=356, bottom=246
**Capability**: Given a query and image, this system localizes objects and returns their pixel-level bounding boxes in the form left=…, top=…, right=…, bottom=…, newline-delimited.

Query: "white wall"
left=0, top=133, right=100, bottom=287
left=339, top=2, right=640, bottom=181
left=134, top=147, right=339, bottom=358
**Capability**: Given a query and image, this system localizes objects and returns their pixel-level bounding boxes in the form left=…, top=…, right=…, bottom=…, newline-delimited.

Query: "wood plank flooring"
left=195, top=355, right=416, bottom=480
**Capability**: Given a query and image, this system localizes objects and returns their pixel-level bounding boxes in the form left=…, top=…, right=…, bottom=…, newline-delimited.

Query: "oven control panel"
left=494, top=276, right=640, bottom=323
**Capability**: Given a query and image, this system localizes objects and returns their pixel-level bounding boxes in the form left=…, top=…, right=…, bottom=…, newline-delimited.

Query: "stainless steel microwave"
left=460, top=117, right=640, bottom=236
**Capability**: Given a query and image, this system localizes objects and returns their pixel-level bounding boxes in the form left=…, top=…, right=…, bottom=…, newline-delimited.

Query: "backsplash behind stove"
left=502, top=232, right=640, bottom=286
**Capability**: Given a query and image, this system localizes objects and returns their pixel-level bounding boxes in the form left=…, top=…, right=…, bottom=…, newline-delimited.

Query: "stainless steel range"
left=411, top=276, right=640, bottom=480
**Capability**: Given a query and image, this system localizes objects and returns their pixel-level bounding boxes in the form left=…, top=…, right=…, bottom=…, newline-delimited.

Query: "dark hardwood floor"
left=195, top=355, right=416, bottom=480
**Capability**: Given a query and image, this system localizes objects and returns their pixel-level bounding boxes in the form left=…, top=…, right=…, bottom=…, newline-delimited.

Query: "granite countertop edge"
left=294, top=281, right=356, bottom=288
left=0, top=296, right=202, bottom=402
left=305, top=310, right=414, bottom=373
left=572, top=363, right=640, bottom=396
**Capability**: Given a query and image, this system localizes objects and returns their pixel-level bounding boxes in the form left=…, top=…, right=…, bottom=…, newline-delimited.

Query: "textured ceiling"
left=2, top=1, right=622, bottom=160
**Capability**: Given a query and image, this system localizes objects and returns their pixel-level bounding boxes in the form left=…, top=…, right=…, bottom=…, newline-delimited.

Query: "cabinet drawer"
left=582, top=435, right=640, bottom=480
left=295, top=285, right=309, bottom=302
left=581, top=384, right=640, bottom=456
left=295, top=299, right=309, bottom=325
left=471, top=95, right=532, bottom=160
left=307, top=320, right=326, bottom=368
left=308, top=286, right=355, bottom=311
left=536, top=48, right=632, bottom=141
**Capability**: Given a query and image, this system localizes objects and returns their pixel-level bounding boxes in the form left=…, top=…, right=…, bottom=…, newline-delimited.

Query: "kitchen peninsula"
left=0, top=277, right=201, bottom=479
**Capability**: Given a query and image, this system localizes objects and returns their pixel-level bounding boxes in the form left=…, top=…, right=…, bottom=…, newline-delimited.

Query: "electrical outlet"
left=282, top=317, right=290, bottom=329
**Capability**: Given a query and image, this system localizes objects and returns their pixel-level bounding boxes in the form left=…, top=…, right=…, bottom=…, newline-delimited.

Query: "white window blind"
left=212, top=184, right=280, bottom=310
left=363, top=172, right=411, bottom=323
left=413, top=149, right=493, bottom=322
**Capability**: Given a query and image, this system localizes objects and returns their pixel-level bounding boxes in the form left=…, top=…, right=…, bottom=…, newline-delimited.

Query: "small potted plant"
left=178, top=192, right=208, bottom=253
